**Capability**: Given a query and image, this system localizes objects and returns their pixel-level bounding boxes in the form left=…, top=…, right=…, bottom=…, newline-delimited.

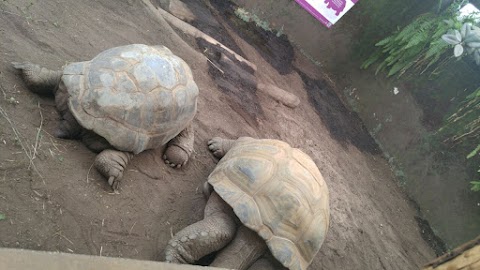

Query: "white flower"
left=393, top=87, right=399, bottom=95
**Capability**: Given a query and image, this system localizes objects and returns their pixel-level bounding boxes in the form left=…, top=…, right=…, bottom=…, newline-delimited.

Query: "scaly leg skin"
left=11, top=62, right=62, bottom=95
left=202, top=181, right=213, bottom=200
left=81, top=130, right=112, bottom=153
left=248, top=257, right=287, bottom=270
left=94, top=149, right=134, bottom=191
left=165, top=192, right=237, bottom=264
left=163, top=123, right=194, bottom=168
left=210, top=226, right=267, bottom=270
left=53, top=82, right=82, bottom=139
left=208, top=136, right=254, bottom=158
left=55, top=110, right=83, bottom=139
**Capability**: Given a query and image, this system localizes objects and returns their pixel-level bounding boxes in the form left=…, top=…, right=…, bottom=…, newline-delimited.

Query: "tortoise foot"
left=163, top=124, right=194, bottom=168
left=165, top=193, right=236, bottom=264
left=164, top=144, right=190, bottom=168
left=207, top=137, right=236, bottom=158
left=94, top=150, right=133, bottom=191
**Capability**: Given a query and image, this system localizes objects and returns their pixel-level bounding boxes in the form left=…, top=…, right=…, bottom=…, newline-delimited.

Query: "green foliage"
left=467, top=145, right=480, bottom=191
left=361, top=2, right=471, bottom=77
left=467, top=144, right=480, bottom=158
left=471, top=180, right=480, bottom=191
left=361, top=12, right=455, bottom=77
left=439, top=87, right=480, bottom=191
left=440, top=87, right=480, bottom=145
left=353, top=0, right=440, bottom=62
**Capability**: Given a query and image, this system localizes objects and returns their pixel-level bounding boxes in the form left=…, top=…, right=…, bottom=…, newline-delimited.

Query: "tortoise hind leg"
left=55, top=110, right=83, bottom=139
left=94, top=149, right=134, bottom=191
left=163, top=123, right=194, bottom=168
left=165, top=192, right=237, bottom=264
left=53, top=82, right=83, bottom=139
left=12, top=62, right=62, bottom=96
left=248, top=257, right=287, bottom=270
left=210, top=225, right=267, bottom=270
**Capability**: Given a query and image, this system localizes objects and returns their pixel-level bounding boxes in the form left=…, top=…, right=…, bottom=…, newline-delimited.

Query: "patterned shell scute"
left=208, top=138, right=329, bottom=270
left=63, top=44, right=198, bottom=154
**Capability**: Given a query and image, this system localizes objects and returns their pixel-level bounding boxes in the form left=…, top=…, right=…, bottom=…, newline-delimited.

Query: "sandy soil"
left=0, top=0, right=435, bottom=269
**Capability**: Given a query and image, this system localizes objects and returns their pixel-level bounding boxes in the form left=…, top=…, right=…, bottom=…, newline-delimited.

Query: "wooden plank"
left=0, top=248, right=231, bottom=270
left=423, top=235, right=480, bottom=270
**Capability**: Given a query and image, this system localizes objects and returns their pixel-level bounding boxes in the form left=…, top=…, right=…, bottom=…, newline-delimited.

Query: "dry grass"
left=0, top=102, right=44, bottom=181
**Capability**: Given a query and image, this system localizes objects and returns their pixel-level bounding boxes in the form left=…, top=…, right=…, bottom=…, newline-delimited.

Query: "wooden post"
left=422, top=235, right=480, bottom=270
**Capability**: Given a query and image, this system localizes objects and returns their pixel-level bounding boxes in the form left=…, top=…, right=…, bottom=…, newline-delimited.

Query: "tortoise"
left=12, top=44, right=199, bottom=190
left=165, top=137, right=330, bottom=270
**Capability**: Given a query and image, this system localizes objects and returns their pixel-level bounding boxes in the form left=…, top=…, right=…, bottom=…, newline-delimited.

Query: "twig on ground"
left=206, top=58, right=224, bottom=74
left=54, top=231, right=74, bottom=246
left=143, top=0, right=257, bottom=71
left=86, top=161, right=94, bottom=183
left=129, top=221, right=137, bottom=235
left=30, top=102, right=44, bottom=172
left=0, top=83, right=7, bottom=99
left=0, top=10, right=22, bottom=18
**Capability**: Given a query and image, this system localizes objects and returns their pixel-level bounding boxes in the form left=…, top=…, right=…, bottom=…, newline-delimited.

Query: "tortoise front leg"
left=207, top=136, right=253, bottom=158
left=165, top=192, right=237, bottom=264
left=207, top=137, right=237, bottom=158
left=163, top=123, right=194, bottom=168
left=94, top=149, right=133, bottom=191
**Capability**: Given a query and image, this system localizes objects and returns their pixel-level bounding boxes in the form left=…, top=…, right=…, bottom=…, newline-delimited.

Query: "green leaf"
left=466, top=88, right=480, bottom=99
left=471, top=181, right=480, bottom=192
left=467, top=144, right=480, bottom=159
left=375, top=36, right=393, bottom=47
left=375, top=61, right=388, bottom=75
left=361, top=51, right=383, bottom=69
left=0, top=213, right=5, bottom=220
left=387, top=61, right=408, bottom=77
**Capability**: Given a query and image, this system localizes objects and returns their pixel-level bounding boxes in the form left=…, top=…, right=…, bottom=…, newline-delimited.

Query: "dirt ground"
left=0, top=0, right=435, bottom=269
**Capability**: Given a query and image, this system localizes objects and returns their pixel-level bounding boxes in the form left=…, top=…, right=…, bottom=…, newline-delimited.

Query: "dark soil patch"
left=402, top=81, right=453, bottom=131
left=207, top=0, right=295, bottom=75
left=178, top=0, right=248, bottom=60
left=296, top=68, right=381, bottom=154
left=414, top=216, right=447, bottom=257
left=162, top=0, right=264, bottom=127
left=202, top=40, right=264, bottom=128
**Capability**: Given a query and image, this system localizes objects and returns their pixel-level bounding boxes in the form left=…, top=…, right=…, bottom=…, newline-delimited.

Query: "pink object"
left=324, top=0, right=346, bottom=16
left=295, top=0, right=359, bottom=28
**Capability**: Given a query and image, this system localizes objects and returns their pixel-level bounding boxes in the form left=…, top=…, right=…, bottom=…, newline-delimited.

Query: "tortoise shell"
left=61, top=44, right=198, bottom=154
left=208, top=138, right=330, bottom=270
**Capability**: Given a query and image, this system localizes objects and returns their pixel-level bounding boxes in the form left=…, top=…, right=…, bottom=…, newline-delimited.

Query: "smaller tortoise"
left=165, top=137, right=330, bottom=270
left=12, top=44, right=199, bottom=190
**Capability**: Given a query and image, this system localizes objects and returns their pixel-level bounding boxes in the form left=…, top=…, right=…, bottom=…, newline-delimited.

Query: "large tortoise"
left=165, top=137, right=330, bottom=270
left=12, top=44, right=199, bottom=190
